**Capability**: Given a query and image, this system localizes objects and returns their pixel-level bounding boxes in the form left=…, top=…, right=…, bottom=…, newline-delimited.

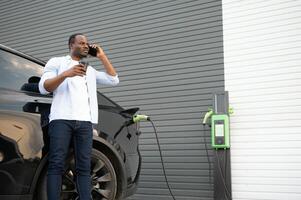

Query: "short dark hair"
left=68, top=33, right=84, bottom=50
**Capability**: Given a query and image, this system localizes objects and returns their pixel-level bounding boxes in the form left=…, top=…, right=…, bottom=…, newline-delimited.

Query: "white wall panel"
left=223, top=0, right=301, bottom=199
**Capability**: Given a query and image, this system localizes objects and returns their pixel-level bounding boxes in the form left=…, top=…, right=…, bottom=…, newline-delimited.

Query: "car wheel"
left=36, top=148, right=118, bottom=200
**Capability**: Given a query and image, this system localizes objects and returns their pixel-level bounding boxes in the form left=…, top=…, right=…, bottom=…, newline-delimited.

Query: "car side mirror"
left=119, top=107, right=140, bottom=118
left=20, top=76, right=41, bottom=93
left=28, top=76, right=40, bottom=83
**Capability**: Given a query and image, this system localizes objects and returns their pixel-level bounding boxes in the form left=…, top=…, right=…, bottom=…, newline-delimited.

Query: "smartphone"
left=88, top=44, right=98, bottom=57
left=79, top=60, right=89, bottom=71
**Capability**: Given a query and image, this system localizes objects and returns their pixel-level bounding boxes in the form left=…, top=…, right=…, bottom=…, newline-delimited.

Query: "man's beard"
left=73, top=48, right=87, bottom=58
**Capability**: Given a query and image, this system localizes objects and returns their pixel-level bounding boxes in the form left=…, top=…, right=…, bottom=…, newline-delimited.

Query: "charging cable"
left=129, top=114, right=177, bottom=200
left=202, top=124, right=212, bottom=186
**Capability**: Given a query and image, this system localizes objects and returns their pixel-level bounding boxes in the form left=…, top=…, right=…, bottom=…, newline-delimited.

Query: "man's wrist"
left=97, top=54, right=106, bottom=60
left=60, top=71, right=68, bottom=79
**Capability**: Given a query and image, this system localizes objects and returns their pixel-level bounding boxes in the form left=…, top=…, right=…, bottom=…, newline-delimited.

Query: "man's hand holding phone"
left=88, top=43, right=105, bottom=58
left=88, top=42, right=117, bottom=76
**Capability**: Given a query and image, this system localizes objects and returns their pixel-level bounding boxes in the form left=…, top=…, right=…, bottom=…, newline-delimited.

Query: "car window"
left=0, top=49, right=43, bottom=91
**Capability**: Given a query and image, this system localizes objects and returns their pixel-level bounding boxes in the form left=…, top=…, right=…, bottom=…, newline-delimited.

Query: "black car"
left=0, top=44, right=142, bottom=200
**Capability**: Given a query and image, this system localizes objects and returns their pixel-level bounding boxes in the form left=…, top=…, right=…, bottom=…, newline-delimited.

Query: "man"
left=39, top=33, right=119, bottom=200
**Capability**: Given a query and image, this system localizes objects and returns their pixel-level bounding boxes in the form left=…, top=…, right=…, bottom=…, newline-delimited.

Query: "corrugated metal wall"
left=0, top=0, right=224, bottom=199
left=223, top=0, right=301, bottom=200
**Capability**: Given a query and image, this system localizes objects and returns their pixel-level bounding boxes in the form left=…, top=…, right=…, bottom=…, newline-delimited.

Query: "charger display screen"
left=215, top=121, right=224, bottom=137
left=215, top=124, right=224, bottom=136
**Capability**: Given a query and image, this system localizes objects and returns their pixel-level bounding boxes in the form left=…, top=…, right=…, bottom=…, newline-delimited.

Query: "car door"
left=0, top=48, right=52, bottom=196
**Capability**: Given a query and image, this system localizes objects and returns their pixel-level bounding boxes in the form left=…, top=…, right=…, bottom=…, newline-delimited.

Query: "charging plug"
left=202, top=108, right=214, bottom=125
left=133, top=114, right=150, bottom=123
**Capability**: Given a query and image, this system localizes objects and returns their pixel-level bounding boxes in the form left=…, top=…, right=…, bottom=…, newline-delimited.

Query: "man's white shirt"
left=39, top=55, right=119, bottom=124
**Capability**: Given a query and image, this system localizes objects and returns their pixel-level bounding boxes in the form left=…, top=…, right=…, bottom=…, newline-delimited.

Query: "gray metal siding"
left=0, top=0, right=224, bottom=199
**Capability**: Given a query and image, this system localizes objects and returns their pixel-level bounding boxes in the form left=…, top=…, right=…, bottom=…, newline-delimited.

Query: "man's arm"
left=39, top=57, right=87, bottom=94
left=92, top=44, right=117, bottom=76
left=43, top=65, right=86, bottom=92
left=98, top=54, right=117, bottom=76
left=43, top=72, right=68, bottom=93
left=91, top=44, right=119, bottom=86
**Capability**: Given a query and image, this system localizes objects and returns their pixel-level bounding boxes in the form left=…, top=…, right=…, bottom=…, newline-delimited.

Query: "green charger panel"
left=211, top=114, right=230, bottom=149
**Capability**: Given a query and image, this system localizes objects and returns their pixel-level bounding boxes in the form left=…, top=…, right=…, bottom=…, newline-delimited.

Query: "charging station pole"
left=213, top=91, right=232, bottom=200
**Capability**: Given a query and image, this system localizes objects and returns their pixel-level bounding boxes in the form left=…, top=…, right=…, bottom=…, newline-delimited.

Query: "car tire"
left=36, top=148, right=118, bottom=200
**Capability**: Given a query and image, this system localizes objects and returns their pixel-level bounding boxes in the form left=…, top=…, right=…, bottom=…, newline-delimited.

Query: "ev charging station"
left=203, top=91, right=232, bottom=200
left=211, top=112, right=230, bottom=149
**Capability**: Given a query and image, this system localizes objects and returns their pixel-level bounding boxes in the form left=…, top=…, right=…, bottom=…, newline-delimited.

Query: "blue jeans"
left=47, top=120, right=93, bottom=200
